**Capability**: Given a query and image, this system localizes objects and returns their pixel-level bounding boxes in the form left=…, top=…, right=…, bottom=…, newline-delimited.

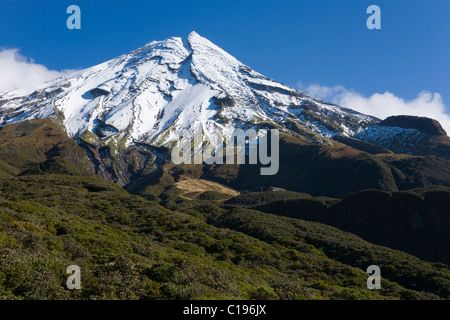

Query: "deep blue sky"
left=0, top=0, right=449, bottom=104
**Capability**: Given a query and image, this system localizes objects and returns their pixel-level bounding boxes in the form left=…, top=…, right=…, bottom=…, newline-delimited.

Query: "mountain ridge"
left=0, top=32, right=377, bottom=147
left=0, top=31, right=448, bottom=190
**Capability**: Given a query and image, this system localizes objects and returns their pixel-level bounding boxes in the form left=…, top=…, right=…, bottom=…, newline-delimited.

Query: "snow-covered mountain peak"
left=0, top=31, right=377, bottom=155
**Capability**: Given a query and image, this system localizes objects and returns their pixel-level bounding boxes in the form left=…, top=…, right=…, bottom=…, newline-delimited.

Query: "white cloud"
left=298, top=82, right=450, bottom=134
left=0, top=49, right=74, bottom=94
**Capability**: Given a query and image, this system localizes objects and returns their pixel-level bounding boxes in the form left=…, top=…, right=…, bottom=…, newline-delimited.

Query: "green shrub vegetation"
left=0, top=174, right=448, bottom=300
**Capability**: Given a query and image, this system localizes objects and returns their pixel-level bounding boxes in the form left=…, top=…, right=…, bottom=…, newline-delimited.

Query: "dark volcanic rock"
left=90, top=88, right=110, bottom=98
left=380, top=115, right=447, bottom=136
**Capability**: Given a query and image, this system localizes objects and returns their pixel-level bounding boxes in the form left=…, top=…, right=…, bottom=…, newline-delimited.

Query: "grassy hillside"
left=1, top=174, right=449, bottom=300
left=0, top=118, right=93, bottom=176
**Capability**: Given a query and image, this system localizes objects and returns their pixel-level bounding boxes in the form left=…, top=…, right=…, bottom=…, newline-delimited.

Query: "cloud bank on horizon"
left=299, top=82, right=450, bottom=135
left=0, top=49, right=74, bottom=94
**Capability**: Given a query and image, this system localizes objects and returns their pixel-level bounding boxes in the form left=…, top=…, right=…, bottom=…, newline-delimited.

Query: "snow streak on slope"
left=0, top=31, right=377, bottom=152
left=354, top=125, right=427, bottom=155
